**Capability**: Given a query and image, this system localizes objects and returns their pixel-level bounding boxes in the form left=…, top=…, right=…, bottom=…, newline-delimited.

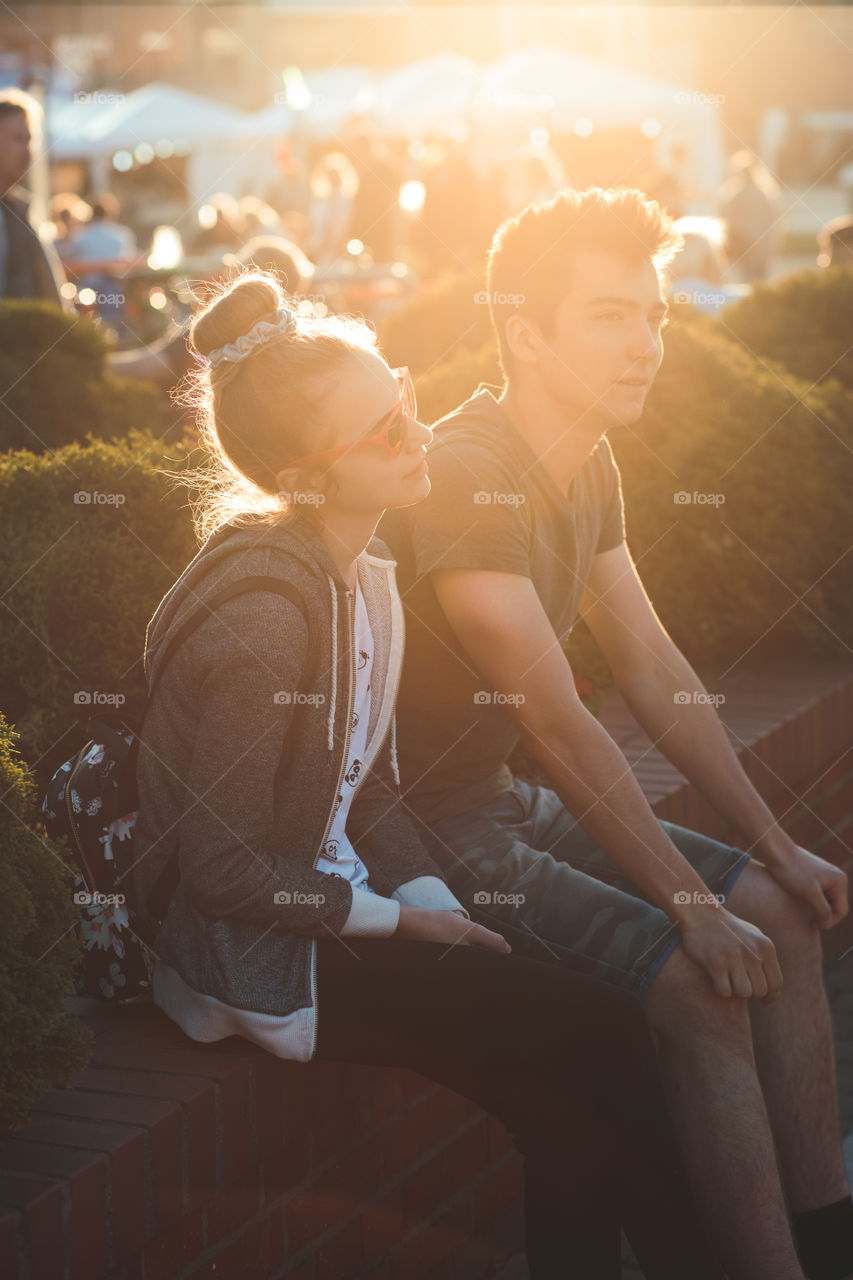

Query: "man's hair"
left=486, top=186, right=684, bottom=375
left=0, top=87, right=42, bottom=132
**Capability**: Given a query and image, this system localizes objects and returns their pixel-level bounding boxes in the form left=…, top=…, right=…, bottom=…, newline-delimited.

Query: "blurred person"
left=0, top=87, right=66, bottom=305
left=132, top=267, right=726, bottom=1280
left=817, top=214, right=853, bottom=268
left=346, top=130, right=402, bottom=262
left=717, top=148, right=785, bottom=283
left=307, top=151, right=358, bottom=268
left=49, top=191, right=92, bottom=263
left=668, top=215, right=750, bottom=313
left=379, top=186, right=851, bottom=1280
left=190, top=193, right=245, bottom=254
left=236, top=195, right=283, bottom=240
left=66, top=191, right=136, bottom=263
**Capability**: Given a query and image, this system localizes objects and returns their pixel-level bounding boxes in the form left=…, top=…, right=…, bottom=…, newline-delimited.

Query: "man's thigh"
left=423, top=778, right=751, bottom=999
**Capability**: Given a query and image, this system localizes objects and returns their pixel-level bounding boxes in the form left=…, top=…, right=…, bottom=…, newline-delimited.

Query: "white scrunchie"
left=207, top=305, right=297, bottom=369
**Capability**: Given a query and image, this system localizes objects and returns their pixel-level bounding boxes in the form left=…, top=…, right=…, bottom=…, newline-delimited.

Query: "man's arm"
left=579, top=541, right=848, bottom=929
left=430, top=566, right=782, bottom=1001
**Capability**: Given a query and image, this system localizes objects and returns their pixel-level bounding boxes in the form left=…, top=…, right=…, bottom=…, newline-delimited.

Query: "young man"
left=379, top=187, right=851, bottom=1280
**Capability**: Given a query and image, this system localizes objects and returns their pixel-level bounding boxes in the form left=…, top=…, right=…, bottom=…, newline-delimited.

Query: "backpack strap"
left=141, top=576, right=319, bottom=935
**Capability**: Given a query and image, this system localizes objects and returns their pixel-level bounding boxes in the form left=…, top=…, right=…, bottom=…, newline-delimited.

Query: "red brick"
left=287, top=1180, right=353, bottom=1254
left=70, top=1067, right=218, bottom=1213
left=143, top=1206, right=206, bottom=1280
left=204, top=1171, right=264, bottom=1248
left=471, top=1154, right=524, bottom=1230
left=384, top=1091, right=470, bottom=1175
left=0, top=1142, right=109, bottom=1280
left=36, top=1089, right=184, bottom=1235
left=389, top=1199, right=470, bottom=1280
left=0, top=1210, right=18, bottom=1280
left=0, top=1174, right=65, bottom=1280
left=184, top=1219, right=267, bottom=1279
left=404, top=1124, right=485, bottom=1228
left=315, top=1213, right=363, bottom=1280
left=218, top=1061, right=254, bottom=1190
left=363, top=1186, right=404, bottom=1262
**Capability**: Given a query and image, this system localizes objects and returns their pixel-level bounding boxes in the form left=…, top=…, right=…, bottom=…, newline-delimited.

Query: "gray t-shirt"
left=378, top=384, right=626, bottom=824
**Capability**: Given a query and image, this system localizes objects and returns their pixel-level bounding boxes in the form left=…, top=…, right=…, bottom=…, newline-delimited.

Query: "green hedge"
left=0, top=714, right=90, bottom=1131
left=0, top=301, right=162, bottom=453
left=0, top=431, right=199, bottom=778
left=380, top=272, right=495, bottom=378
left=711, top=263, right=853, bottom=394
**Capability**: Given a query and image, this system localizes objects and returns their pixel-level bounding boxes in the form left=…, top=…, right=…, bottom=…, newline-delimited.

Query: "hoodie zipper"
left=309, top=586, right=355, bottom=1059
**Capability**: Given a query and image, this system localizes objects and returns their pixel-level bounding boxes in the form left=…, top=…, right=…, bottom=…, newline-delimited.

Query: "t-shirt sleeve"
left=400, top=437, right=532, bottom=578
left=595, top=435, right=626, bottom=554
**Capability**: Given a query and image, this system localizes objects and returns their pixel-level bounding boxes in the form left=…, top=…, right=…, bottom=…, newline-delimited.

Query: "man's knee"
left=725, top=862, right=821, bottom=966
left=644, top=943, right=752, bottom=1046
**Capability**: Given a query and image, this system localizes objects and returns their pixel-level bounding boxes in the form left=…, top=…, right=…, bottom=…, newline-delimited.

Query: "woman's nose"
left=413, top=419, right=433, bottom=447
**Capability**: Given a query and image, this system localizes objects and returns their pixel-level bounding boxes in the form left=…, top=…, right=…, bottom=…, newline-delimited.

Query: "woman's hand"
left=395, top=905, right=511, bottom=953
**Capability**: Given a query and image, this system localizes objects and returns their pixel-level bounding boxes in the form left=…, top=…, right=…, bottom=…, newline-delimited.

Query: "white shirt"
left=316, top=580, right=376, bottom=892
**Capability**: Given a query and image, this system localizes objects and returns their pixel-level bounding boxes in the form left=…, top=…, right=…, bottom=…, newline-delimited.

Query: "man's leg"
left=645, top=943, right=807, bottom=1279
left=724, top=861, right=849, bottom=1211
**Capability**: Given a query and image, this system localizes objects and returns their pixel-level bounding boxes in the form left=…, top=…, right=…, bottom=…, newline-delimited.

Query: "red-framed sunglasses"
left=279, top=366, right=417, bottom=476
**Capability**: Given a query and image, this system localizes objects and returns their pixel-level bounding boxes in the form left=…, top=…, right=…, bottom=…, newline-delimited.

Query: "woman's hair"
left=170, top=270, right=377, bottom=545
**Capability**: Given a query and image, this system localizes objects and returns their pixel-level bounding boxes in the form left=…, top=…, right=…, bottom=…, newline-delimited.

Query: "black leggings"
left=314, top=937, right=724, bottom=1280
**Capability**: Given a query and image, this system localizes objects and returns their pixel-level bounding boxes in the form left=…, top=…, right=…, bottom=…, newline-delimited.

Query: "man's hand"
left=678, top=905, right=783, bottom=1004
left=761, top=844, right=849, bottom=931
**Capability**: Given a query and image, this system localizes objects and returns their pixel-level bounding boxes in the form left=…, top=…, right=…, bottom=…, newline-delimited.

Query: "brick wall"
left=2, top=661, right=851, bottom=1280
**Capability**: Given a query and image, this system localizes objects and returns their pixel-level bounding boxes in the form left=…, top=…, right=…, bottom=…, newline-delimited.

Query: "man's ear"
left=504, top=313, right=542, bottom=367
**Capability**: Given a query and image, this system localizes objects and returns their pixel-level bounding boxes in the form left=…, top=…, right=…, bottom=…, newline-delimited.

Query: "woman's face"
left=310, top=349, right=433, bottom=516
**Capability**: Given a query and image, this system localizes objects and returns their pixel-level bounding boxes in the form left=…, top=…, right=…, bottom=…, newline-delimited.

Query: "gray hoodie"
left=133, top=511, right=466, bottom=1061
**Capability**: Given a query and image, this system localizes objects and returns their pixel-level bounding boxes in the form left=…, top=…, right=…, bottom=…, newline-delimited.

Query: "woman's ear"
left=275, top=465, right=327, bottom=507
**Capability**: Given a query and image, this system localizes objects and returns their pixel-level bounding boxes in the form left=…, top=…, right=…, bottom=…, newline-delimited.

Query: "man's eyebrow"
left=585, top=296, right=670, bottom=314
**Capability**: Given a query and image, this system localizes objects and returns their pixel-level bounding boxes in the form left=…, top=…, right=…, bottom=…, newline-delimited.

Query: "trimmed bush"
left=0, top=430, right=200, bottom=779
left=715, top=263, right=853, bottom=393
left=0, top=714, right=91, bottom=1131
left=380, top=273, right=496, bottom=377
left=0, top=300, right=162, bottom=453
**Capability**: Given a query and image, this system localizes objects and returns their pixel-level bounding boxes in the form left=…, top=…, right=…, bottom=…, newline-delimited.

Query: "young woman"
left=133, top=272, right=725, bottom=1279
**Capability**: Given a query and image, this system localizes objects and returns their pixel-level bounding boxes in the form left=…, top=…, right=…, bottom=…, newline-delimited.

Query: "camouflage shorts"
left=420, top=778, right=751, bottom=999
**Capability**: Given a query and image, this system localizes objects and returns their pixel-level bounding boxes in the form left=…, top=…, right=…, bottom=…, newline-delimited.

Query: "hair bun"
left=190, top=272, right=283, bottom=361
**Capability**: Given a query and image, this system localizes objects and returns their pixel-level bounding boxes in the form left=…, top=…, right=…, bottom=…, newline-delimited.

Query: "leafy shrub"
left=0, top=300, right=162, bottom=453
left=380, top=273, right=496, bottom=377
left=0, top=714, right=91, bottom=1131
left=0, top=430, right=200, bottom=778
left=716, top=263, right=853, bottom=393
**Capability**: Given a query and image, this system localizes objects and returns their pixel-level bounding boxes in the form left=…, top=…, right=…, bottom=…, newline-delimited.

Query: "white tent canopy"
left=367, top=53, right=478, bottom=137
left=48, top=82, right=254, bottom=158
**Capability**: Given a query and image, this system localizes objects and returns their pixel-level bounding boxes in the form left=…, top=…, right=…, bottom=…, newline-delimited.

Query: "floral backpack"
left=41, top=576, right=313, bottom=1002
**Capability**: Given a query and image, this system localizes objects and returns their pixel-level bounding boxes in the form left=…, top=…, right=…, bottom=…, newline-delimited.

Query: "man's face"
left=0, top=111, right=32, bottom=192
left=534, top=248, right=669, bottom=426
